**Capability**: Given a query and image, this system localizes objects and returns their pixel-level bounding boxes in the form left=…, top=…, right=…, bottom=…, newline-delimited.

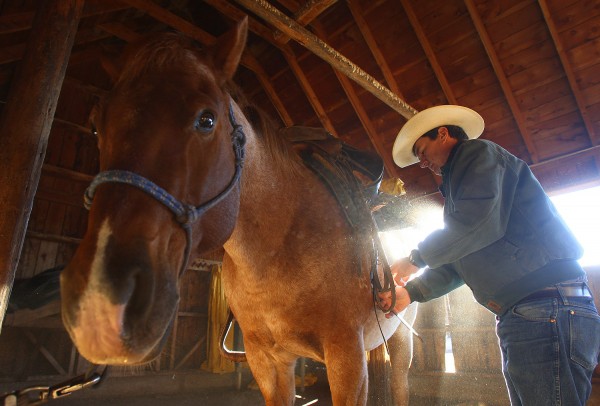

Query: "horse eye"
left=90, top=123, right=98, bottom=137
left=194, top=111, right=215, bottom=132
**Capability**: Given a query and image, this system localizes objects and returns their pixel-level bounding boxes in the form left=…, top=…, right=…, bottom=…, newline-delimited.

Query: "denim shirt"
left=406, top=139, right=584, bottom=315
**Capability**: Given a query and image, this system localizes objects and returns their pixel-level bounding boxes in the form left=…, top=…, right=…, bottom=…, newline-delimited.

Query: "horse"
left=60, top=17, right=415, bottom=405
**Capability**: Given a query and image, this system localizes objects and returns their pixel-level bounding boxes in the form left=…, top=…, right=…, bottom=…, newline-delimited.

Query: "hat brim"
left=392, top=105, right=484, bottom=167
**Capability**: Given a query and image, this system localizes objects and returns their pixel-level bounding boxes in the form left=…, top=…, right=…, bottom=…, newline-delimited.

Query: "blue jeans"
left=496, top=284, right=600, bottom=405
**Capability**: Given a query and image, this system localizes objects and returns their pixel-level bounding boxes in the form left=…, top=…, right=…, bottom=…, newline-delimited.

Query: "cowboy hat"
left=392, top=105, right=485, bottom=167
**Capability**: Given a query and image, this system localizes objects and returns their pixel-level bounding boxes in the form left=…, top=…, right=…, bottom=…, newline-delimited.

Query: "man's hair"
left=421, top=125, right=469, bottom=141
left=413, top=125, right=469, bottom=157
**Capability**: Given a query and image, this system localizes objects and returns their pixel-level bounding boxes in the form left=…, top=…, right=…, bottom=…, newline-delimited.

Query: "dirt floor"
left=2, top=368, right=333, bottom=406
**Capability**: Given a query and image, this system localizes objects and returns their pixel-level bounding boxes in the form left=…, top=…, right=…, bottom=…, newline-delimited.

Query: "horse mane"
left=226, top=81, right=304, bottom=177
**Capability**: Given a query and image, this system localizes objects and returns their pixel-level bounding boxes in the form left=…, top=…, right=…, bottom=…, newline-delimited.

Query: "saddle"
left=282, top=126, right=384, bottom=227
left=281, top=126, right=397, bottom=313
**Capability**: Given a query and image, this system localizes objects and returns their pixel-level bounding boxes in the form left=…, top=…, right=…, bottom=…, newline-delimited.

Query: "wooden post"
left=0, top=0, right=84, bottom=330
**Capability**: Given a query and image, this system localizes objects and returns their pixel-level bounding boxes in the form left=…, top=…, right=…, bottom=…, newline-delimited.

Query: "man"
left=380, top=105, right=600, bottom=405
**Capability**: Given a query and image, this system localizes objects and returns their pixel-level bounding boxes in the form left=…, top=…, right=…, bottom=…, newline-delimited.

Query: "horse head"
left=61, top=18, right=249, bottom=365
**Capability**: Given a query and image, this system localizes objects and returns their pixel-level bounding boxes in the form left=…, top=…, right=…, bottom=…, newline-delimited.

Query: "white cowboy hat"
left=392, top=105, right=485, bottom=167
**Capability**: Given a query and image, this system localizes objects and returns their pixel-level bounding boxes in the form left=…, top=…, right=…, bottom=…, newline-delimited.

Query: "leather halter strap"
left=83, top=103, right=246, bottom=276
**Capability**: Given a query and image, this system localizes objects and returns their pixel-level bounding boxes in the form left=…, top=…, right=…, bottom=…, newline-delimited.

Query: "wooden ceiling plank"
left=465, top=0, right=540, bottom=163
left=283, top=48, right=338, bottom=135
left=0, top=28, right=114, bottom=66
left=311, top=24, right=400, bottom=178
left=120, top=0, right=294, bottom=127
left=43, top=164, right=94, bottom=183
left=347, top=0, right=406, bottom=100
left=400, top=0, right=457, bottom=105
left=204, top=0, right=336, bottom=133
left=274, top=0, right=339, bottom=44
left=97, top=22, right=143, bottom=43
left=0, top=1, right=130, bottom=35
left=538, top=0, right=599, bottom=146
left=244, top=54, right=294, bottom=126
left=203, top=0, right=276, bottom=44
left=121, top=0, right=216, bottom=45
left=233, top=0, right=418, bottom=120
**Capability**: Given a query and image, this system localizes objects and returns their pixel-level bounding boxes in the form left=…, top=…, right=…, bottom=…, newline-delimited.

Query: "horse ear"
left=213, top=16, right=248, bottom=84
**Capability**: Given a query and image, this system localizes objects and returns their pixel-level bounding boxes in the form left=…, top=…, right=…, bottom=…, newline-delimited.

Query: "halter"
left=83, top=103, right=246, bottom=276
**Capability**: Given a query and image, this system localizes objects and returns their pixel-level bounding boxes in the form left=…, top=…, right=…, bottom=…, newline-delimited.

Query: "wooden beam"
left=311, top=24, right=401, bottom=178
left=0, top=0, right=130, bottom=35
left=232, top=0, right=418, bottom=120
left=0, top=0, right=83, bottom=330
left=175, top=335, right=206, bottom=370
left=25, top=330, right=67, bottom=375
left=122, top=0, right=293, bottom=127
left=244, top=55, right=294, bottom=126
left=538, top=0, right=599, bottom=146
left=26, top=230, right=82, bottom=246
left=400, top=0, right=457, bottom=105
left=282, top=47, right=338, bottom=136
left=202, top=0, right=335, bottom=133
left=274, top=0, right=339, bottom=44
left=465, top=0, right=540, bottom=163
left=347, top=0, right=407, bottom=100
left=43, top=164, right=94, bottom=183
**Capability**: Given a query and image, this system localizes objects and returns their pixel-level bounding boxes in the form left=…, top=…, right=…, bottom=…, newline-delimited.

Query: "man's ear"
left=438, top=126, right=449, bottom=141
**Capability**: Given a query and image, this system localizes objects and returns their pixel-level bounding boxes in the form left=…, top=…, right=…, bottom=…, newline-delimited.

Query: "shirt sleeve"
left=405, top=264, right=465, bottom=302
left=418, top=141, right=519, bottom=269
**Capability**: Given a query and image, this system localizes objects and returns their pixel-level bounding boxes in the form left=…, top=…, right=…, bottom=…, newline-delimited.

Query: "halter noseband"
left=83, top=104, right=246, bottom=276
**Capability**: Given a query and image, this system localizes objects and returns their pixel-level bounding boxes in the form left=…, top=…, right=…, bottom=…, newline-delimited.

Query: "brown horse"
left=60, top=17, right=414, bottom=405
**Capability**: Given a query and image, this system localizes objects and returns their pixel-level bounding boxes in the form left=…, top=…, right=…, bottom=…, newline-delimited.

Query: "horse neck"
left=223, top=132, right=343, bottom=271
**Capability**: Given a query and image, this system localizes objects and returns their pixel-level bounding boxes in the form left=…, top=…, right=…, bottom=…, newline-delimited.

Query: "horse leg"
left=324, top=340, right=369, bottom=405
left=388, top=303, right=418, bottom=406
left=244, top=343, right=297, bottom=406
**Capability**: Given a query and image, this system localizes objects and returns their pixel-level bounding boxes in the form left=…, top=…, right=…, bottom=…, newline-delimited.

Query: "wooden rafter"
left=282, top=48, right=338, bottom=136
left=0, top=0, right=129, bottom=35
left=243, top=55, right=294, bottom=126
left=203, top=0, right=336, bottom=134
left=232, top=0, right=418, bottom=120
left=274, top=0, right=338, bottom=44
left=465, top=0, right=540, bottom=163
left=312, top=24, right=400, bottom=178
left=347, top=0, right=406, bottom=100
left=400, top=0, right=457, bottom=105
left=120, top=0, right=293, bottom=124
left=538, top=0, right=598, bottom=146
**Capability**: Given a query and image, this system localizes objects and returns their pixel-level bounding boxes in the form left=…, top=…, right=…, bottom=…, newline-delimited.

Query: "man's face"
left=412, top=127, right=455, bottom=176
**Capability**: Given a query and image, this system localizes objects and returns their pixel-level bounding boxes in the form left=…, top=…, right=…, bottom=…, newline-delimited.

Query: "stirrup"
left=372, top=269, right=396, bottom=314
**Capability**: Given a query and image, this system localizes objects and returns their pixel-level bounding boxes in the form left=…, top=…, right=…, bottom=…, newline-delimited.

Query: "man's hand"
left=384, top=286, right=411, bottom=319
left=391, top=257, right=420, bottom=281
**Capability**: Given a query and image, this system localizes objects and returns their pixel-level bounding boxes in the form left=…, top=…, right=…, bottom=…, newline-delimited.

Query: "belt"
left=519, top=284, right=592, bottom=303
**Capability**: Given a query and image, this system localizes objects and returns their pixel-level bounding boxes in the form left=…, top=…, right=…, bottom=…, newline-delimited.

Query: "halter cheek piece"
left=83, top=103, right=246, bottom=276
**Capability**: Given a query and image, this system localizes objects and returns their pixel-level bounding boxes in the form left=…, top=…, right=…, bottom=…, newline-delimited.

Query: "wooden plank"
left=400, top=0, right=457, bottom=105
left=465, top=0, right=539, bottom=163
left=232, top=0, right=418, bottom=119
left=347, top=0, right=406, bottom=100
left=274, top=0, right=339, bottom=44
left=120, top=0, right=294, bottom=128
left=0, top=0, right=83, bottom=329
left=539, top=0, right=598, bottom=145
